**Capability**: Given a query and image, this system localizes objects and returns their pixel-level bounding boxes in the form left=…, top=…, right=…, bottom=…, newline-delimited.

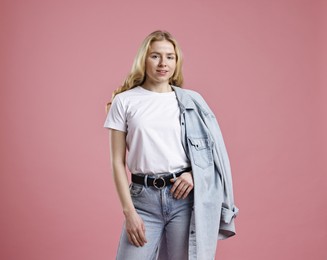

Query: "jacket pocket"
left=188, top=137, right=214, bottom=169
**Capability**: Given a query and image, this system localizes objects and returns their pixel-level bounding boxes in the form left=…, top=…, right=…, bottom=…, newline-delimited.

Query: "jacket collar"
left=172, top=86, right=196, bottom=110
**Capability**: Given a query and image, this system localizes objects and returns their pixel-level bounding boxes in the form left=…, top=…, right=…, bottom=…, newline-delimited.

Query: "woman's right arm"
left=109, top=129, right=147, bottom=247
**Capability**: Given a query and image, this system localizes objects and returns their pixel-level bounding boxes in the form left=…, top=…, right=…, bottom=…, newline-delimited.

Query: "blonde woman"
left=104, top=30, right=238, bottom=260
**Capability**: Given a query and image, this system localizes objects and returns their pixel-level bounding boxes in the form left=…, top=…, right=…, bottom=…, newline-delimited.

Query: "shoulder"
left=111, top=87, right=143, bottom=107
left=184, top=89, right=205, bottom=102
left=176, top=87, right=214, bottom=115
left=174, top=86, right=206, bottom=101
left=114, top=86, right=140, bottom=100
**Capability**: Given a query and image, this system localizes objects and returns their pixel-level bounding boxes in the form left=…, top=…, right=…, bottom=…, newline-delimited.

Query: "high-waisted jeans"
left=116, top=182, right=194, bottom=260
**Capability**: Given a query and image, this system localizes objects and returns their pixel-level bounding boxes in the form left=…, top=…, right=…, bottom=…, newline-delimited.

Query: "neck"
left=141, top=81, right=172, bottom=93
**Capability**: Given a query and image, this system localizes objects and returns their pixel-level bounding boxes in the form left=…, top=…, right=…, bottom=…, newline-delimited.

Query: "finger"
left=134, top=233, right=145, bottom=247
left=172, top=181, right=187, bottom=198
left=137, top=226, right=147, bottom=244
left=128, top=233, right=140, bottom=247
left=136, top=233, right=146, bottom=246
left=170, top=178, right=181, bottom=194
left=182, top=186, right=194, bottom=199
left=127, top=233, right=133, bottom=245
left=175, top=184, right=189, bottom=199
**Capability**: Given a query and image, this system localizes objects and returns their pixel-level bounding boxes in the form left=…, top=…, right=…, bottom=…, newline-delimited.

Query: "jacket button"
left=190, top=230, right=195, bottom=234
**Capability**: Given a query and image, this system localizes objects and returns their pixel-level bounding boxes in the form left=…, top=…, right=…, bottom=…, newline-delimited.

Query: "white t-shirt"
left=104, top=86, right=190, bottom=175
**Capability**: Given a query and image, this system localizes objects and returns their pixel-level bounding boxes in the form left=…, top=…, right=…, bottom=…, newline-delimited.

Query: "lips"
left=156, top=70, right=168, bottom=76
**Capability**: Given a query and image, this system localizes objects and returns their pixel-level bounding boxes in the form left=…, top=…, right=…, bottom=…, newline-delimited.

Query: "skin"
left=142, top=40, right=176, bottom=92
left=109, top=40, right=194, bottom=247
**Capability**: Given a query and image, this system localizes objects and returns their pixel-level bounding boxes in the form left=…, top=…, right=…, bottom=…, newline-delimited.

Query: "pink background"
left=1, top=0, right=326, bottom=259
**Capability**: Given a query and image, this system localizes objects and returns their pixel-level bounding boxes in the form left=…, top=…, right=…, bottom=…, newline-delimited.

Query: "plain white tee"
left=104, top=86, right=190, bottom=175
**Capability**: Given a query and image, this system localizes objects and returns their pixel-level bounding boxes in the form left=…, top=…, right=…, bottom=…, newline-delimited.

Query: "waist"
left=131, top=167, right=192, bottom=189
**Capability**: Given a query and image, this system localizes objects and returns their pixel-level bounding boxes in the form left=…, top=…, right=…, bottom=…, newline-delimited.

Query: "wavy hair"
left=106, top=30, right=183, bottom=112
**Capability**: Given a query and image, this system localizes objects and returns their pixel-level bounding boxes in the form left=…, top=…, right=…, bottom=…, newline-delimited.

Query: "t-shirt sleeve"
left=103, top=95, right=127, bottom=132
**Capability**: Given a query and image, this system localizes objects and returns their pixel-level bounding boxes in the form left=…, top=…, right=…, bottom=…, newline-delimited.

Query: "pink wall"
left=1, top=0, right=326, bottom=259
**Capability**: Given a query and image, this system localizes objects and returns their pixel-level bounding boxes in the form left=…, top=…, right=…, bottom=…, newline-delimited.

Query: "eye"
left=150, top=55, right=159, bottom=59
left=167, top=56, right=175, bottom=60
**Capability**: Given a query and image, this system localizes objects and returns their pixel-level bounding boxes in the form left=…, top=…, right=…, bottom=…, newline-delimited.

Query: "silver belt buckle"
left=153, top=177, right=166, bottom=189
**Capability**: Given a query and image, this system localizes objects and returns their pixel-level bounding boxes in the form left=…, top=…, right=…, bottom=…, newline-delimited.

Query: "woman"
left=104, top=30, right=238, bottom=260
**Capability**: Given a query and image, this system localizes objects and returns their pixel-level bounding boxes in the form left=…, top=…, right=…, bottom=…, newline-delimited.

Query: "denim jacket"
left=171, top=86, right=238, bottom=259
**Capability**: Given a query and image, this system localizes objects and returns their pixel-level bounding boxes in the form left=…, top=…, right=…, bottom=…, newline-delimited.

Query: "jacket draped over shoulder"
left=160, top=86, right=239, bottom=260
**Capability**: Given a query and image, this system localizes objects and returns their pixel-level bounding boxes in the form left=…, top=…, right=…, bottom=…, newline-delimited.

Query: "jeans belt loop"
left=172, top=172, right=177, bottom=181
left=144, top=175, right=148, bottom=188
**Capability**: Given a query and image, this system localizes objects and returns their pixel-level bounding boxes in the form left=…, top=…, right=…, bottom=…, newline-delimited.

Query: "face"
left=144, top=40, right=176, bottom=86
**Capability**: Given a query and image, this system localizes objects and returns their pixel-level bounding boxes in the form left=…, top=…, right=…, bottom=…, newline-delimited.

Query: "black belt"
left=132, top=167, right=192, bottom=189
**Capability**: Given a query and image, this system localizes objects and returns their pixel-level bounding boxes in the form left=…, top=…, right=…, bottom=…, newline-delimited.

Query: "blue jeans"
left=116, top=182, right=194, bottom=260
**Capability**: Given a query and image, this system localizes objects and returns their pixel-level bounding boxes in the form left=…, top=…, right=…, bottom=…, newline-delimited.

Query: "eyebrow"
left=149, top=52, right=176, bottom=55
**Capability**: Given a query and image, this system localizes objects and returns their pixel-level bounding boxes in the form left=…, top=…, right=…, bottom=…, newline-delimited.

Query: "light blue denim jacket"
left=170, top=86, right=238, bottom=259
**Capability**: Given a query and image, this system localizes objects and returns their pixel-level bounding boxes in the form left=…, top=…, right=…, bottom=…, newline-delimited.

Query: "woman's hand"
left=124, top=210, right=147, bottom=247
left=170, top=171, right=194, bottom=199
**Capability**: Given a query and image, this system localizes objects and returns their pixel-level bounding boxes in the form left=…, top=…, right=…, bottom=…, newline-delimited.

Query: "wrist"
left=123, top=207, right=136, bottom=217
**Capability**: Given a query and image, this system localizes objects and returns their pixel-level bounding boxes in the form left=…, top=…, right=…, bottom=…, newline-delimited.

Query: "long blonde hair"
left=106, top=30, right=184, bottom=113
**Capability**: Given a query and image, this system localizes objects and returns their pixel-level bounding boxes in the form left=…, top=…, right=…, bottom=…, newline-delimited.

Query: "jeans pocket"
left=129, top=183, right=145, bottom=197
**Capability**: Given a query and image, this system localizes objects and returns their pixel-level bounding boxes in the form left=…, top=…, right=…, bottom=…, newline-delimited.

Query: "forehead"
left=148, top=40, right=175, bottom=53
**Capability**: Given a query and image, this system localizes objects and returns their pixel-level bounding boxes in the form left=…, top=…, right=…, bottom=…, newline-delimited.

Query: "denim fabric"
left=170, top=86, right=239, bottom=259
left=116, top=183, right=194, bottom=260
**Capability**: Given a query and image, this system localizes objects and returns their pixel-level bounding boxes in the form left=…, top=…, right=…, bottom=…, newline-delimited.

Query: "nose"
left=158, top=57, right=167, bottom=67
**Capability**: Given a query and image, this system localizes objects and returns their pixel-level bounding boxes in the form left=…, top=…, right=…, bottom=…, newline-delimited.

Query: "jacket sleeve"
left=206, top=113, right=239, bottom=239
left=187, top=90, right=239, bottom=239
